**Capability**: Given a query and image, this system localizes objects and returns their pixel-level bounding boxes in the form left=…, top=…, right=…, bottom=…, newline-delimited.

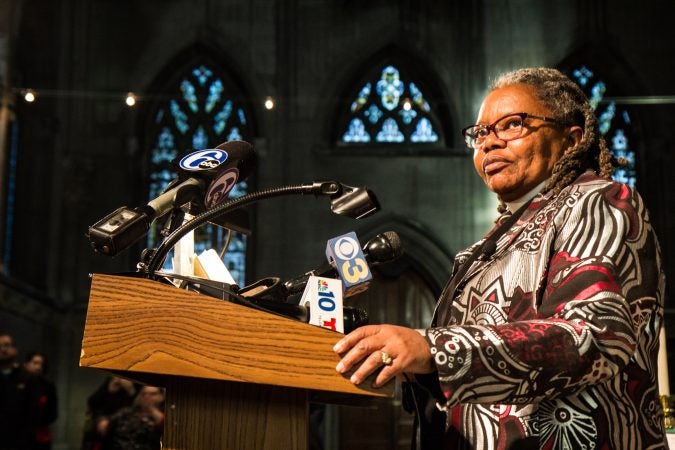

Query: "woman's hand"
left=333, top=324, right=434, bottom=387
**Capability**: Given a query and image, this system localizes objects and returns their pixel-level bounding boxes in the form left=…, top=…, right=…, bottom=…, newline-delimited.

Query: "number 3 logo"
left=340, top=258, right=369, bottom=283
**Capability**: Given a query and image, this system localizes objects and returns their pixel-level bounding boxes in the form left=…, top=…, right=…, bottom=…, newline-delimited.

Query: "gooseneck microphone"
left=87, top=140, right=255, bottom=256
left=143, top=180, right=381, bottom=276
left=282, top=231, right=403, bottom=297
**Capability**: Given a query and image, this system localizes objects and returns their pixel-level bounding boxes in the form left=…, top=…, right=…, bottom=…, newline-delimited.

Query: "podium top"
left=81, top=273, right=393, bottom=398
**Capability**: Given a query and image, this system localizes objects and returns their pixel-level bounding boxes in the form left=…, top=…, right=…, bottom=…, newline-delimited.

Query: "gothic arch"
left=326, top=44, right=456, bottom=153
left=559, top=42, right=649, bottom=95
left=137, top=41, right=259, bottom=152
left=135, top=42, right=259, bottom=284
left=355, top=213, right=454, bottom=299
left=337, top=216, right=453, bottom=363
left=558, top=44, right=646, bottom=187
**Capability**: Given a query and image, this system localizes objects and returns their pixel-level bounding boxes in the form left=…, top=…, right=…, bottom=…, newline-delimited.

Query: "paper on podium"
left=193, top=249, right=237, bottom=285
left=171, top=229, right=195, bottom=278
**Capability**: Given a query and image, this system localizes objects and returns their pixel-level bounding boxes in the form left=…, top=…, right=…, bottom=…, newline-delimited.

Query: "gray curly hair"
left=490, top=68, right=616, bottom=208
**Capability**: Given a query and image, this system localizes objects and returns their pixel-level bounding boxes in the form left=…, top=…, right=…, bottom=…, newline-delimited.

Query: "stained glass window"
left=339, top=65, right=442, bottom=145
left=570, top=66, right=637, bottom=187
left=148, top=63, right=252, bottom=285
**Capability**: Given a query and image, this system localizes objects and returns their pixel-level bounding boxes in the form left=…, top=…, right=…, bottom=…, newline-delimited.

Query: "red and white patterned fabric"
left=427, top=171, right=667, bottom=449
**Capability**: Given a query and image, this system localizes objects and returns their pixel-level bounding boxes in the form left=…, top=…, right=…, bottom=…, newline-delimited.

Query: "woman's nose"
left=481, top=130, right=506, bottom=151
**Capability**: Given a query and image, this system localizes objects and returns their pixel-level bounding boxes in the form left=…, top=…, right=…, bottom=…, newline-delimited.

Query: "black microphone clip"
left=301, top=181, right=380, bottom=220
left=478, top=239, right=497, bottom=261
left=329, top=184, right=380, bottom=219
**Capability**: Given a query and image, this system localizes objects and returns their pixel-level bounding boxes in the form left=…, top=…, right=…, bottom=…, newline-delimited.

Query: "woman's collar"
left=504, top=180, right=548, bottom=213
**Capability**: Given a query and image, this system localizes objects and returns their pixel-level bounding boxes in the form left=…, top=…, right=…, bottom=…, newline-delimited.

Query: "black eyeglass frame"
left=461, top=112, right=564, bottom=149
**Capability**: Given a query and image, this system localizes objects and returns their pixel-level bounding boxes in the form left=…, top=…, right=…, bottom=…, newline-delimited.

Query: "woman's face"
left=472, top=84, right=574, bottom=202
left=24, top=355, right=44, bottom=375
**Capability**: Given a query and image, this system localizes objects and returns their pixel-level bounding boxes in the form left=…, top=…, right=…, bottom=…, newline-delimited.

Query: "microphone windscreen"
left=215, top=140, right=256, bottom=180
left=364, top=231, right=403, bottom=264
left=343, top=307, right=369, bottom=334
left=381, top=231, right=402, bottom=257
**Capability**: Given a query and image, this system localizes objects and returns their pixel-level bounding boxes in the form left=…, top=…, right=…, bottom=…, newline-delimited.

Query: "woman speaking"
left=333, top=67, right=666, bottom=449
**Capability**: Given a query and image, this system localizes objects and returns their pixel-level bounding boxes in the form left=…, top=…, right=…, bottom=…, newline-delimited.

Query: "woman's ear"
left=568, top=125, right=583, bottom=147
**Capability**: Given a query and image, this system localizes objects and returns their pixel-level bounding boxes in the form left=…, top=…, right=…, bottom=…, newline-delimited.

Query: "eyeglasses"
left=462, top=112, right=563, bottom=149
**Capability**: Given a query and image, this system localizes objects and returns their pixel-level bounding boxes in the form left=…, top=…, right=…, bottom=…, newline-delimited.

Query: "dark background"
left=1, top=1, right=674, bottom=448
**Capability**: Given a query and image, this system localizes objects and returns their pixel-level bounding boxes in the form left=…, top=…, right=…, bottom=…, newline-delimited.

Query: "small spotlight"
left=264, top=96, right=274, bottom=110
left=24, top=89, right=36, bottom=103
left=125, top=92, right=137, bottom=107
left=402, top=99, right=412, bottom=111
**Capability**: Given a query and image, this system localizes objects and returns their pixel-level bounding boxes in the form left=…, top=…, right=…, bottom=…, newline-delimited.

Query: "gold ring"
left=381, top=351, right=393, bottom=366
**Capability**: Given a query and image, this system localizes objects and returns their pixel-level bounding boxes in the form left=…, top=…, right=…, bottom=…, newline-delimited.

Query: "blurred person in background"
left=99, top=385, right=165, bottom=450
left=0, top=333, right=42, bottom=450
left=81, top=376, right=139, bottom=450
left=22, top=352, right=58, bottom=450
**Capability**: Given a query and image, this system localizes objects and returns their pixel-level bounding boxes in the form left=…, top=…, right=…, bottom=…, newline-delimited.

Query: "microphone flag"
left=325, top=231, right=372, bottom=297
left=299, top=276, right=345, bottom=333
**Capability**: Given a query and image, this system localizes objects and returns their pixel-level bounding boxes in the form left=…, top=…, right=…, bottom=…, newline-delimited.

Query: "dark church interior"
left=1, top=0, right=675, bottom=448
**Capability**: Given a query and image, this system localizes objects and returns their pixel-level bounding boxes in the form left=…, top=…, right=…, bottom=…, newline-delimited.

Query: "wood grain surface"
left=81, top=273, right=393, bottom=397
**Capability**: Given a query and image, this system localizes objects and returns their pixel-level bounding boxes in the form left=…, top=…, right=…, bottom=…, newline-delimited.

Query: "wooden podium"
left=80, top=273, right=393, bottom=450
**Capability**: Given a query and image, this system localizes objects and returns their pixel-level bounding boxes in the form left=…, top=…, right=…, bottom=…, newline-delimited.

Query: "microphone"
left=252, top=297, right=369, bottom=333
left=479, top=239, right=497, bottom=260
left=282, top=231, right=403, bottom=298
left=87, top=140, right=255, bottom=256
left=189, top=140, right=256, bottom=211
left=325, top=231, right=372, bottom=297
left=148, top=140, right=255, bottom=218
left=174, top=275, right=368, bottom=333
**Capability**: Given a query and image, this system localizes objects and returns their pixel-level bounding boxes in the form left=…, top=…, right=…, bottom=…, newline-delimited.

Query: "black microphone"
left=176, top=276, right=369, bottom=333
left=153, top=139, right=255, bottom=217
left=282, top=231, right=403, bottom=297
left=479, top=239, right=497, bottom=260
left=87, top=140, right=255, bottom=256
left=197, top=140, right=256, bottom=210
left=246, top=297, right=369, bottom=334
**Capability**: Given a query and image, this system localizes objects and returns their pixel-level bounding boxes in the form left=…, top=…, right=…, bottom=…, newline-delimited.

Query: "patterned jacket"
left=426, top=172, right=667, bottom=449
